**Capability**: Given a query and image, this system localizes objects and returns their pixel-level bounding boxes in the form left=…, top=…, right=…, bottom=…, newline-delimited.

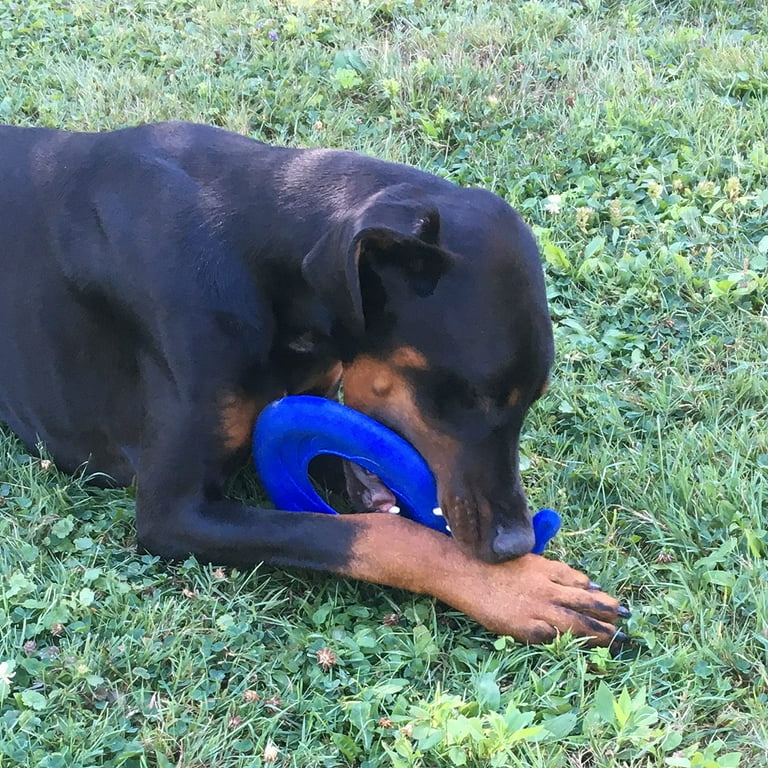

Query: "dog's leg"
left=334, top=514, right=626, bottom=646
left=131, top=388, right=624, bottom=647
left=136, top=486, right=624, bottom=646
left=128, top=351, right=624, bottom=647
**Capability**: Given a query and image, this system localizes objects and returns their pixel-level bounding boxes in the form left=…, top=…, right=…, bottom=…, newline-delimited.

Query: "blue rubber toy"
left=253, top=395, right=561, bottom=555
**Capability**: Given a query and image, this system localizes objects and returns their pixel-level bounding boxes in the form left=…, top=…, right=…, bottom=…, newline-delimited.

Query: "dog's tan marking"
left=336, top=513, right=621, bottom=646
left=372, top=375, right=393, bottom=397
left=507, top=388, right=521, bottom=408
left=219, top=394, right=268, bottom=452
left=389, top=346, right=429, bottom=370
left=342, top=353, right=458, bottom=481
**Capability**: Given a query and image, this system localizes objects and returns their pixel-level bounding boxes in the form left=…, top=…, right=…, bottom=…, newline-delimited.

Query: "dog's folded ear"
left=302, top=187, right=452, bottom=341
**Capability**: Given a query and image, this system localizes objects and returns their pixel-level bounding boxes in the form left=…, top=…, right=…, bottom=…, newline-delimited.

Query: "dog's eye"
left=428, top=373, right=477, bottom=416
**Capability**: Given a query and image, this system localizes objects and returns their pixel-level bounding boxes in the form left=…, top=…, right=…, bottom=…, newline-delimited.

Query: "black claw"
left=588, top=581, right=601, bottom=591
left=608, top=631, right=645, bottom=658
left=617, top=605, right=631, bottom=619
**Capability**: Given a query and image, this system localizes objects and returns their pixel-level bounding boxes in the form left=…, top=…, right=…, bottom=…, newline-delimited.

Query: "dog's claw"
left=588, top=580, right=602, bottom=591
left=617, top=605, right=631, bottom=619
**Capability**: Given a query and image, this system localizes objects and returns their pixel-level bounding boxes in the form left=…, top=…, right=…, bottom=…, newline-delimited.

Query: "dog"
left=0, top=122, right=628, bottom=646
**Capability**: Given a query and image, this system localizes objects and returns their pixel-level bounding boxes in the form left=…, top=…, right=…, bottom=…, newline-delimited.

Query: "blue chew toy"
left=253, top=395, right=561, bottom=555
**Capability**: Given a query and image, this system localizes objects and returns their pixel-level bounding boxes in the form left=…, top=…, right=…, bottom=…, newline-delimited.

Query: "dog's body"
left=0, top=122, right=625, bottom=645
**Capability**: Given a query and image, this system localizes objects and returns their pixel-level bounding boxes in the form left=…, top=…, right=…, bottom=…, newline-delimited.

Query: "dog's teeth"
left=388, top=505, right=400, bottom=514
left=432, top=507, right=443, bottom=517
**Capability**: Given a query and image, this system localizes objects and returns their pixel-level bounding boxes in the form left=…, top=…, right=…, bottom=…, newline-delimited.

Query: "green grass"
left=1, top=0, right=767, bottom=765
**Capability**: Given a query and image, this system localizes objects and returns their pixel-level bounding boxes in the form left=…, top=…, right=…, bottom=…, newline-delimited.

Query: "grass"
left=1, top=0, right=767, bottom=765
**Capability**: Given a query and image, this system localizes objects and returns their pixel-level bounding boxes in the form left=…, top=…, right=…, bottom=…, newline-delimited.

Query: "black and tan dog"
left=0, top=122, right=628, bottom=646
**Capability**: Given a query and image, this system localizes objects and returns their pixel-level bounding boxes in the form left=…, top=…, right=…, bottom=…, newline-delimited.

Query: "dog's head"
left=302, top=183, right=554, bottom=563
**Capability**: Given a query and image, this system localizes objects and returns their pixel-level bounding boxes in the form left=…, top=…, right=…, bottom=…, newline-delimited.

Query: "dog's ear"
left=413, top=207, right=440, bottom=245
left=302, top=197, right=450, bottom=338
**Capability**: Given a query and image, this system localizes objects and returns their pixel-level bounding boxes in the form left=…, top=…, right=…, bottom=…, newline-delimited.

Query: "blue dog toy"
left=253, top=395, right=560, bottom=555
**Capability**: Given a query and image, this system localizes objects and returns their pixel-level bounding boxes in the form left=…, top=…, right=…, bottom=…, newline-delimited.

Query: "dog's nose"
left=492, top=524, right=535, bottom=559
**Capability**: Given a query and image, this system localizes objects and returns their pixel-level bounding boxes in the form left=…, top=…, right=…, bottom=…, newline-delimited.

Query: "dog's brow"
left=388, top=346, right=429, bottom=370
left=218, top=393, right=268, bottom=452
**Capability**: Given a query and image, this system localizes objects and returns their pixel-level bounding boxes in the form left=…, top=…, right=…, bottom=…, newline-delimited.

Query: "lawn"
left=0, top=0, right=767, bottom=766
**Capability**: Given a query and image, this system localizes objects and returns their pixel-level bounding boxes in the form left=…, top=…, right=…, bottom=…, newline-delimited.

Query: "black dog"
left=0, top=122, right=627, bottom=645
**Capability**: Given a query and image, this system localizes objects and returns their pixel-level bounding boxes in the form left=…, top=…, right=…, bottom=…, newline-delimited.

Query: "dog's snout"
left=492, top=524, right=535, bottom=560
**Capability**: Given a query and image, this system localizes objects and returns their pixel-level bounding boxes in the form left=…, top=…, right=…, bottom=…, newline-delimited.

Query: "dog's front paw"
left=457, top=554, right=629, bottom=648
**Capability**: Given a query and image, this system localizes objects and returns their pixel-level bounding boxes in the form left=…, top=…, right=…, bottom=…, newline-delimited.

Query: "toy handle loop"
left=253, top=396, right=447, bottom=533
